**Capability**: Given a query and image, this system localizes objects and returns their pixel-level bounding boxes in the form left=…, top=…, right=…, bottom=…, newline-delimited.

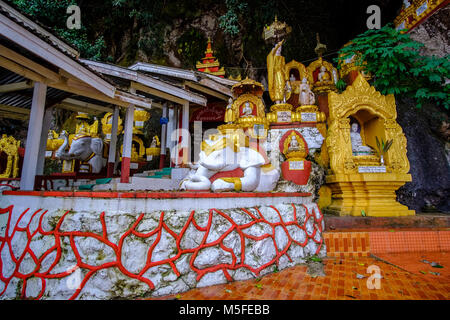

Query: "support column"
left=121, top=103, right=134, bottom=183
left=107, top=106, right=119, bottom=177
left=180, top=101, right=190, bottom=165
left=20, top=82, right=47, bottom=190
left=36, top=105, right=54, bottom=176
left=159, top=102, right=168, bottom=169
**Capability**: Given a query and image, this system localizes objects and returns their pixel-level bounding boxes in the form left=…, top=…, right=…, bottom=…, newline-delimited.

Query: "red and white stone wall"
left=0, top=192, right=325, bottom=299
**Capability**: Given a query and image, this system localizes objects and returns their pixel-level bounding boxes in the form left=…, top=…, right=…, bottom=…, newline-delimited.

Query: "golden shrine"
left=196, top=38, right=225, bottom=77
left=394, top=0, right=447, bottom=31
left=325, top=73, right=414, bottom=217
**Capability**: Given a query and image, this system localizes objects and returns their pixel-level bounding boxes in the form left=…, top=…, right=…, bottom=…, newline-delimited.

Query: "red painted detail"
left=190, top=103, right=225, bottom=122
left=279, top=130, right=309, bottom=155
left=106, top=162, right=114, bottom=178
left=317, top=93, right=329, bottom=118
left=281, top=160, right=312, bottom=185
left=120, top=157, right=131, bottom=183
left=2, top=190, right=311, bottom=198
left=0, top=184, right=18, bottom=190
left=0, top=203, right=323, bottom=299
left=210, top=168, right=244, bottom=183
left=159, top=154, right=166, bottom=170
left=269, top=123, right=316, bottom=129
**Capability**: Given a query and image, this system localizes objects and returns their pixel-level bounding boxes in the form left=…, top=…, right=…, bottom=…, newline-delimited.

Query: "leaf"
left=419, top=270, right=427, bottom=274
left=431, top=262, right=444, bottom=268
left=355, top=273, right=366, bottom=279
left=429, top=271, right=440, bottom=276
left=361, top=210, right=366, bottom=217
left=310, top=256, right=322, bottom=262
left=255, top=284, right=263, bottom=289
left=352, top=286, right=358, bottom=290
left=225, top=289, right=232, bottom=293
left=175, top=294, right=182, bottom=299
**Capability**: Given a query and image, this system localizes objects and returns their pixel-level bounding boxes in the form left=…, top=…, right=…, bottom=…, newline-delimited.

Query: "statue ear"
left=239, top=148, right=265, bottom=169
left=90, top=138, right=103, bottom=155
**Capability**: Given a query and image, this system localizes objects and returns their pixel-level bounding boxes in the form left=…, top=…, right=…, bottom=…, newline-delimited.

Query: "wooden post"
left=20, top=82, right=47, bottom=190
left=107, top=105, right=119, bottom=177
left=36, top=105, right=53, bottom=176
left=180, top=100, right=190, bottom=165
left=159, top=102, right=168, bottom=169
left=121, top=103, right=134, bottom=183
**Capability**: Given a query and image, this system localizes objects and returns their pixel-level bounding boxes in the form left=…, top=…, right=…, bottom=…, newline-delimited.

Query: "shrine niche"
left=307, top=57, right=339, bottom=94
left=279, top=130, right=311, bottom=185
left=285, top=60, right=312, bottom=107
left=325, top=73, right=414, bottom=217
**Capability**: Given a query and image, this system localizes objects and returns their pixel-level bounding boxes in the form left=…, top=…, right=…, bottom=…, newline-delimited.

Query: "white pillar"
left=20, top=82, right=47, bottom=190
left=36, top=105, right=53, bottom=175
left=121, top=102, right=134, bottom=183
left=107, top=105, right=119, bottom=177
left=181, top=101, right=190, bottom=164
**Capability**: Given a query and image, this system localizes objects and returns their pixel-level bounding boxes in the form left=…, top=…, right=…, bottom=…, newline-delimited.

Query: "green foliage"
left=337, top=24, right=450, bottom=110
left=375, top=136, right=393, bottom=156
left=176, top=29, right=207, bottom=69
left=218, top=0, right=248, bottom=36
left=11, top=0, right=106, bottom=60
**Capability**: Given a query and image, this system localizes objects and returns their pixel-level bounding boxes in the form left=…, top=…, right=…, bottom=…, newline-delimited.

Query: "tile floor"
left=150, top=255, right=450, bottom=300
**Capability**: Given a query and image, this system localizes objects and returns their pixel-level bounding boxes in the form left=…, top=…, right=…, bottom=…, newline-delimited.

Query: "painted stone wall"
left=0, top=200, right=325, bottom=300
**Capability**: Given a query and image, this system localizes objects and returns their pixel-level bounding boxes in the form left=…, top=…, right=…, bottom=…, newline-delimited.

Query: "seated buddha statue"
left=350, top=122, right=374, bottom=155
left=288, top=135, right=301, bottom=152
left=317, top=66, right=331, bottom=84
left=241, top=101, right=255, bottom=118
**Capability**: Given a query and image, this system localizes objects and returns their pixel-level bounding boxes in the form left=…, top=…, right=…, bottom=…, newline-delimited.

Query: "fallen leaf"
left=352, top=286, right=358, bottom=290
left=355, top=273, right=366, bottom=279
left=358, top=263, right=365, bottom=266
left=421, top=260, right=430, bottom=264
left=419, top=270, right=427, bottom=274
left=361, top=210, right=366, bottom=217
left=255, top=284, right=263, bottom=289
left=175, top=294, right=182, bottom=299
left=429, top=271, right=440, bottom=276
left=431, top=262, right=444, bottom=268
left=225, top=289, right=232, bottom=293
left=310, top=256, right=322, bottom=262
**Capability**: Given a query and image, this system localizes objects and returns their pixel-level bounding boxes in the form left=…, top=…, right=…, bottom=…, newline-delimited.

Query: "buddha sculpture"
left=224, top=98, right=236, bottom=123
left=288, top=135, right=301, bottom=152
left=350, top=122, right=374, bottom=155
left=318, top=66, right=331, bottom=84
left=267, top=40, right=291, bottom=104
left=241, top=101, right=254, bottom=117
left=298, top=77, right=316, bottom=106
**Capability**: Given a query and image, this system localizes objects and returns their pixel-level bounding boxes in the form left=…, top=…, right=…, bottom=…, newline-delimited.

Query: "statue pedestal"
left=324, top=173, right=415, bottom=217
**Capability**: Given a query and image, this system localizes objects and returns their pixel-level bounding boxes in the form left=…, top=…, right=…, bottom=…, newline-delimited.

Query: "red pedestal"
left=281, top=160, right=311, bottom=185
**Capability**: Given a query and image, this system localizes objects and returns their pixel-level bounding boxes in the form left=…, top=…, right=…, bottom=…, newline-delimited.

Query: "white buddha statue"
left=288, top=135, right=301, bottom=152
left=242, top=101, right=254, bottom=117
left=298, top=77, right=315, bottom=106
left=350, top=122, right=374, bottom=154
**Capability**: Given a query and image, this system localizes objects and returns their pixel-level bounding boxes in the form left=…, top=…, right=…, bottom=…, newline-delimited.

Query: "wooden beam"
left=131, top=81, right=187, bottom=105
left=0, top=104, right=31, bottom=115
left=0, top=55, right=47, bottom=83
left=53, top=102, right=103, bottom=116
left=0, top=80, right=34, bottom=93
left=0, top=44, right=60, bottom=82
left=62, top=98, right=113, bottom=113
left=0, top=13, right=116, bottom=98
left=81, top=59, right=207, bottom=106
left=0, top=111, right=29, bottom=121
left=185, top=80, right=229, bottom=101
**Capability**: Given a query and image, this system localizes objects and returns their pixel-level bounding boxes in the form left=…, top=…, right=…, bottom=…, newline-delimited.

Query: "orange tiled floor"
left=149, top=256, right=450, bottom=300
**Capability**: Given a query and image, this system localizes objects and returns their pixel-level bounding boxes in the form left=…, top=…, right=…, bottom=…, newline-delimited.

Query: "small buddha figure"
left=224, top=98, right=235, bottom=123
left=298, top=77, right=315, bottom=106
left=241, top=101, right=254, bottom=117
left=350, top=122, right=374, bottom=154
left=288, top=135, right=301, bottom=152
left=318, top=66, right=331, bottom=83
left=150, top=136, right=159, bottom=148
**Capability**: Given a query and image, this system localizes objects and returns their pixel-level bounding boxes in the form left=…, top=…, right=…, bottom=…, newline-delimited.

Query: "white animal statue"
left=180, top=134, right=280, bottom=192
left=55, top=130, right=105, bottom=173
